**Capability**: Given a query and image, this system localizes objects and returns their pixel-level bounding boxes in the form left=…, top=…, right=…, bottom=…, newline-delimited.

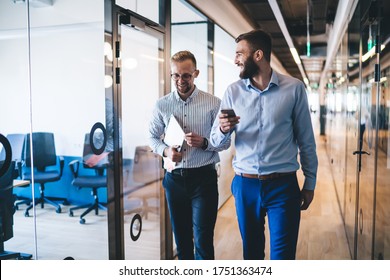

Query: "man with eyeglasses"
left=148, top=50, right=230, bottom=260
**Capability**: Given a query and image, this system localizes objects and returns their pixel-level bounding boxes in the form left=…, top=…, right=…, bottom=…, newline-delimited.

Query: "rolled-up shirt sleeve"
left=148, top=102, right=168, bottom=157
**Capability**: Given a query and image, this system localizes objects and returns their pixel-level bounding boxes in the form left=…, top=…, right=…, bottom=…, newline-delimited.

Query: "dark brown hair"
left=235, top=29, right=272, bottom=62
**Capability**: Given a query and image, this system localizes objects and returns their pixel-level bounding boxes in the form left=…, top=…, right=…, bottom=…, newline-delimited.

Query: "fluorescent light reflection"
left=362, top=44, right=385, bottom=62
left=210, top=50, right=235, bottom=65
left=122, top=58, right=138, bottom=70
left=368, top=76, right=387, bottom=84
left=290, top=48, right=301, bottom=65
left=104, top=75, right=113, bottom=88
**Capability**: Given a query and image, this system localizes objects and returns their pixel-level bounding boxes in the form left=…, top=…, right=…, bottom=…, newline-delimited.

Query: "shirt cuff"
left=157, top=144, right=168, bottom=157
left=303, top=177, right=316, bottom=191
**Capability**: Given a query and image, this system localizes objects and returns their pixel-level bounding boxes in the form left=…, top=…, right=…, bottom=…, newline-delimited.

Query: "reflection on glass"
left=374, top=72, right=390, bottom=259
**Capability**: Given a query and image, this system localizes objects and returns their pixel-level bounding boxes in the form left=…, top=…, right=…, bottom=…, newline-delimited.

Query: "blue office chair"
left=21, top=132, right=68, bottom=217
left=68, top=133, right=107, bottom=224
left=0, top=161, right=32, bottom=260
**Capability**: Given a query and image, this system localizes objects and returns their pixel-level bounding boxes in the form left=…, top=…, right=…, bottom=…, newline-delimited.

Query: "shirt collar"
left=174, top=86, right=199, bottom=102
left=245, top=70, right=279, bottom=93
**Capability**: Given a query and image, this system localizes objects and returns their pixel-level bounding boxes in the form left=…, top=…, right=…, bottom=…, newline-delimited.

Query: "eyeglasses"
left=170, top=72, right=195, bottom=81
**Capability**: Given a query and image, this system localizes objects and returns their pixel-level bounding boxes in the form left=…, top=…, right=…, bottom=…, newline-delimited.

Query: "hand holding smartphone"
left=221, top=109, right=236, bottom=118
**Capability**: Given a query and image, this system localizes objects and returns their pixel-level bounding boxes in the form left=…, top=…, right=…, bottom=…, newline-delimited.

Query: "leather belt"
left=170, top=164, right=215, bottom=177
left=236, top=171, right=296, bottom=180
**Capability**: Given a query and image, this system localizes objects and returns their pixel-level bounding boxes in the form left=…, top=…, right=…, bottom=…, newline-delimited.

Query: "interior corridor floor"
left=214, top=116, right=352, bottom=260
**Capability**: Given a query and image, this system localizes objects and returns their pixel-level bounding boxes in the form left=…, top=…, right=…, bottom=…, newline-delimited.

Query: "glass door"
left=345, top=1, right=361, bottom=259
left=372, top=0, right=390, bottom=260
left=115, top=9, right=166, bottom=259
left=356, top=0, right=381, bottom=259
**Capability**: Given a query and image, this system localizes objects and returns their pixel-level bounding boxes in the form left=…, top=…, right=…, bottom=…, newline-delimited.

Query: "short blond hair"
left=171, top=50, right=197, bottom=68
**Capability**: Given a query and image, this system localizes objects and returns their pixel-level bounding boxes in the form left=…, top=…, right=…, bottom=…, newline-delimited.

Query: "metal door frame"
left=106, top=0, right=173, bottom=260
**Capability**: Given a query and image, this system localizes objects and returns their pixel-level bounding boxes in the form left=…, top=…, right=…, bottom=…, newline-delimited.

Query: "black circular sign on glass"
left=130, top=214, right=142, bottom=241
left=0, top=134, right=12, bottom=177
left=89, top=122, right=107, bottom=155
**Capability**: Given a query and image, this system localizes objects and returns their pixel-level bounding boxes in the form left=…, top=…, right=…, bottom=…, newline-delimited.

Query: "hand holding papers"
left=163, top=115, right=185, bottom=171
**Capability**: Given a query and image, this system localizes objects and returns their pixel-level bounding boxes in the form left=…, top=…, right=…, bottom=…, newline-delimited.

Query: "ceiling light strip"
left=319, top=0, right=359, bottom=91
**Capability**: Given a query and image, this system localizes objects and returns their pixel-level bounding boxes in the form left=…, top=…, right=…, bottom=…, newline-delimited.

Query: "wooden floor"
left=5, top=117, right=351, bottom=260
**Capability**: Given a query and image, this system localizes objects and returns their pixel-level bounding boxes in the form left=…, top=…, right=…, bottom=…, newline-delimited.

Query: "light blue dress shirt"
left=149, top=87, right=231, bottom=169
left=210, top=71, right=318, bottom=190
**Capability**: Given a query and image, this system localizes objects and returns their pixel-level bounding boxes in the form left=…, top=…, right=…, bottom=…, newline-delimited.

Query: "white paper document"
left=163, top=115, right=185, bottom=171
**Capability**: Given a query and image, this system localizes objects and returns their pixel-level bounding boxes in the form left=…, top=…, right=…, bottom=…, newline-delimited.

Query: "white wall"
left=171, top=24, right=208, bottom=93
left=0, top=0, right=105, bottom=156
left=214, top=25, right=239, bottom=99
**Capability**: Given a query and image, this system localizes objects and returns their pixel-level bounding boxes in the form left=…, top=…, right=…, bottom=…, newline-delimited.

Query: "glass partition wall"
left=0, top=0, right=108, bottom=259
left=1, top=0, right=240, bottom=260
left=0, top=0, right=33, bottom=259
left=115, top=9, right=165, bottom=259
left=328, top=0, right=390, bottom=259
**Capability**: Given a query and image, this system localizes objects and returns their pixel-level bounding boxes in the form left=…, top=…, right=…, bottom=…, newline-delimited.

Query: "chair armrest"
left=16, top=160, right=23, bottom=179
left=68, top=160, right=80, bottom=178
left=59, top=156, right=65, bottom=177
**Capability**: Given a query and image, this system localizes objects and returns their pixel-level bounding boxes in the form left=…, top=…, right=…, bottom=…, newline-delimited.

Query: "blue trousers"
left=231, top=174, right=301, bottom=260
left=163, top=167, right=218, bottom=260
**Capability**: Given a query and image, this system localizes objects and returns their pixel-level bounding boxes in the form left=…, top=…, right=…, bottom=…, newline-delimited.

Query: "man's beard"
left=239, top=57, right=259, bottom=79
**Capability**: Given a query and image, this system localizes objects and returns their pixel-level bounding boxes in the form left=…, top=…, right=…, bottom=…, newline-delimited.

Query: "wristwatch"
left=201, top=137, right=208, bottom=150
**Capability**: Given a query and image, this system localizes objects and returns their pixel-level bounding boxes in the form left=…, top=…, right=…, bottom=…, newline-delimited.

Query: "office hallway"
left=7, top=116, right=352, bottom=260
left=214, top=116, right=352, bottom=260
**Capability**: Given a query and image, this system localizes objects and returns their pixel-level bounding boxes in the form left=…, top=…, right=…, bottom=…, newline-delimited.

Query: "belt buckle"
left=180, top=169, right=187, bottom=176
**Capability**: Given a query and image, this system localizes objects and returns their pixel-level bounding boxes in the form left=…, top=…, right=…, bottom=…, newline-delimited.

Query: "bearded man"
left=210, top=29, right=318, bottom=260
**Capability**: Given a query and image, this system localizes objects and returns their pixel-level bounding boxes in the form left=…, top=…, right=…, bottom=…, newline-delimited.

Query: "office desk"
left=12, top=180, right=30, bottom=188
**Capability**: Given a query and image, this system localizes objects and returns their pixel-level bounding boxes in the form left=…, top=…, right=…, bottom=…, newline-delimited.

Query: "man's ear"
left=254, top=49, right=264, bottom=62
left=193, top=69, right=200, bottom=78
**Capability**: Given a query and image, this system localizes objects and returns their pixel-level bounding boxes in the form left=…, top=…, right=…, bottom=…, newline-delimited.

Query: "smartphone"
left=221, top=108, right=236, bottom=117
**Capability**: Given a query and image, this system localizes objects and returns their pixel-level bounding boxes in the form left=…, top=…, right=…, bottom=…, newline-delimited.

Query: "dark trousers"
left=231, top=173, right=301, bottom=260
left=162, top=165, right=218, bottom=260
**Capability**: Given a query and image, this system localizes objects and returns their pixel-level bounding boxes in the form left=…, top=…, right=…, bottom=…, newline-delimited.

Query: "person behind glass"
left=210, top=29, right=318, bottom=260
left=148, top=50, right=230, bottom=260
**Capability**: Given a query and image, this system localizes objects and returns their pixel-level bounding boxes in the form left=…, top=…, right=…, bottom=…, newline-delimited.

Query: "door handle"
left=353, top=150, right=370, bottom=156
left=353, top=150, right=370, bottom=172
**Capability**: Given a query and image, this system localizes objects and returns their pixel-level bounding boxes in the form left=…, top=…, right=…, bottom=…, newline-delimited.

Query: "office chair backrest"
left=0, top=134, right=25, bottom=162
left=23, top=132, right=57, bottom=171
